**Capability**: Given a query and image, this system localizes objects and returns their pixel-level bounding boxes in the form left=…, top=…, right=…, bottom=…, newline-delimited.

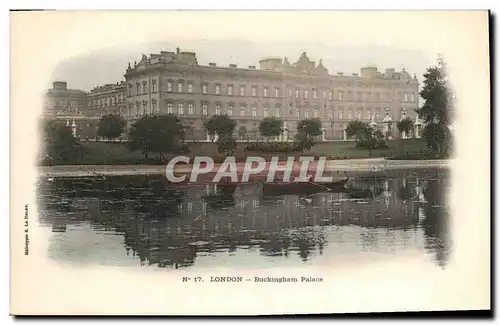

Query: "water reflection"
left=36, top=169, right=451, bottom=269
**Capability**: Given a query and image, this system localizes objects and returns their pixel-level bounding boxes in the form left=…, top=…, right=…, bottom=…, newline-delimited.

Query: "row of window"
left=89, top=95, right=125, bottom=108
left=129, top=79, right=158, bottom=95
left=123, top=102, right=404, bottom=121
left=127, top=80, right=418, bottom=103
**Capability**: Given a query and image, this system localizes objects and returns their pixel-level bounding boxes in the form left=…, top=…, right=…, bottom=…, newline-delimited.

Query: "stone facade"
left=44, top=49, right=421, bottom=141
left=43, top=81, right=88, bottom=118
left=123, top=48, right=420, bottom=140
left=44, top=81, right=128, bottom=140
left=86, top=81, right=127, bottom=117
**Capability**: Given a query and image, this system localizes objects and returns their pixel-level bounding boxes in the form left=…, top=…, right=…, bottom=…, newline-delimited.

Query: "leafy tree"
left=422, top=122, right=452, bottom=157
left=127, top=114, right=184, bottom=160
left=41, top=119, right=81, bottom=165
left=355, top=126, right=374, bottom=156
left=203, top=115, right=236, bottom=138
left=259, top=117, right=283, bottom=140
left=346, top=120, right=369, bottom=143
left=97, top=114, right=127, bottom=141
left=297, top=118, right=322, bottom=138
left=217, top=133, right=237, bottom=155
left=238, top=126, right=248, bottom=140
left=418, top=54, right=454, bottom=157
left=355, top=126, right=387, bottom=156
left=397, top=117, right=414, bottom=139
left=293, top=131, right=314, bottom=152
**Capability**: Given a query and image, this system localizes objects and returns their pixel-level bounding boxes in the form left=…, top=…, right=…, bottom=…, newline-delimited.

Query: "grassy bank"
left=41, top=138, right=436, bottom=166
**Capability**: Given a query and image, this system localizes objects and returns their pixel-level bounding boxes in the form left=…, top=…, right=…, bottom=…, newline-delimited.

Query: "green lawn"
left=310, top=139, right=430, bottom=159
left=44, top=138, right=431, bottom=165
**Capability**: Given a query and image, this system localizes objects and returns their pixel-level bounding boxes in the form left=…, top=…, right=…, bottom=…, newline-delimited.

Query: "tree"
left=346, top=120, right=369, bottom=143
left=418, top=54, right=454, bottom=157
left=422, top=122, right=452, bottom=157
left=297, top=118, right=322, bottom=138
left=259, top=117, right=283, bottom=140
left=41, top=119, right=81, bottom=165
left=397, top=117, right=414, bottom=139
left=97, top=114, right=127, bottom=141
left=127, top=114, right=184, bottom=160
left=293, top=131, right=314, bottom=153
left=355, top=126, right=375, bottom=156
left=354, top=126, right=387, bottom=156
left=217, top=133, right=237, bottom=155
left=203, top=115, right=237, bottom=138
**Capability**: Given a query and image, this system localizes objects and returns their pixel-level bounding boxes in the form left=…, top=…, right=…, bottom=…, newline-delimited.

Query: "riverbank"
left=39, top=158, right=452, bottom=178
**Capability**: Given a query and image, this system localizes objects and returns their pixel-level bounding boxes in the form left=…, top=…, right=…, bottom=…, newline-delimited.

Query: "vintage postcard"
left=10, top=10, right=491, bottom=316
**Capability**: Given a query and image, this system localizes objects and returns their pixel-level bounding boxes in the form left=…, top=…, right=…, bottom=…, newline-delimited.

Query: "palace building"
left=44, top=48, right=422, bottom=141
left=123, top=48, right=420, bottom=141
left=87, top=81, right=127, bottom=117
left=43, top=81, right=88, bottom=118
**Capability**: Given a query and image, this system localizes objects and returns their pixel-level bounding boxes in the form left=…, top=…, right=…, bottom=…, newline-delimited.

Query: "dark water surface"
left=36, top=168, right=451, bottom=270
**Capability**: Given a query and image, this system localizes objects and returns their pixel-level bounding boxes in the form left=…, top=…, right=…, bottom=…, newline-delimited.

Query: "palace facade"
left=43, top=81, right=88, bottom=118
left=44, top=48, right=422, bottom=141
left=87, top=81, right=127, bottom=117
left=123, top=48, right=420, bottom=140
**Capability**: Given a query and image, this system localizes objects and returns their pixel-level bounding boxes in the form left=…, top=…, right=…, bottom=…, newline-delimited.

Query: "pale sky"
left=11, top=11, right=489, bottom=92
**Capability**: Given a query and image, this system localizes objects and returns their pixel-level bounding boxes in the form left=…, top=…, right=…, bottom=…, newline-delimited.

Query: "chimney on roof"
left=209, top=62, right=217, bottom=67
left=53, top=81, right=67, bottom=90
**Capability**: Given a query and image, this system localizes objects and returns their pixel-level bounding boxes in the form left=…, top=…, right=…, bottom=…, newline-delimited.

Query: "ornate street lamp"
left=71, top=118, right=77, bottom=138
left=400, top=108, right=407, bottom=139
left=414, top=112, right=422, bottom=139
left=71, top=104, right=78, bottom=138
left=282, top=121, right=289, bottom=142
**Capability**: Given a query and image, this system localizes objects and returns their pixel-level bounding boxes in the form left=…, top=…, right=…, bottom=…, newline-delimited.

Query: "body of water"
left=36, top=168, right=451, bottom=271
